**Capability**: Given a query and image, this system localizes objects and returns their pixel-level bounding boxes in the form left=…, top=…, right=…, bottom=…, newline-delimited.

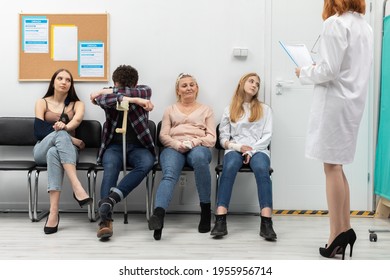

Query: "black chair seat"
left=215, top=164, right=273, bottom=174
left=76, top=162, right=97, bottom=171
left=0, top=161, right=36, bottom=171
left=153, top=163, right=194, bottom=172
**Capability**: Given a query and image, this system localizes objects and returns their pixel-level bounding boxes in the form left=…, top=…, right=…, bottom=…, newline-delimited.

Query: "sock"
left=99, top=192, right=121, bottom=221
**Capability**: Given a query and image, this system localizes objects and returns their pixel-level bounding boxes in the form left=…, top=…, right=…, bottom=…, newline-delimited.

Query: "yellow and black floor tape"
left=273, top=210, right=375, bottom=217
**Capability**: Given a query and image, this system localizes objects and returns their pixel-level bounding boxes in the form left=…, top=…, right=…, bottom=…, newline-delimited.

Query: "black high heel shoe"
left=44, top=214, right=60, bottom=234
left=345, top=228, right=356, bottom=257
left=319, top=232, right=348, bottom=260
left=325, top=228, right=357, bottom=257
left=73, top=193, right=93, bottom=208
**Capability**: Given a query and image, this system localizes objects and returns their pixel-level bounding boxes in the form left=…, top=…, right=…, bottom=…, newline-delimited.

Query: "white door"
left=268, top=0, right=373, bottom=210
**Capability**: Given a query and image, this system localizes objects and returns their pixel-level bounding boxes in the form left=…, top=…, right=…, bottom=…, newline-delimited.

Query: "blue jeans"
left=100, top=143, right=155, bottom=199
left=33, top=130, right=79, bottom=191
left=216, top=151, right=273, bottom=210
left=154, top=146, right=212, bottom=210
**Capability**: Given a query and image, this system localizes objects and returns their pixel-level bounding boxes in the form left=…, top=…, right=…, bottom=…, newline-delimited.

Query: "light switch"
left=240, top=48, right=248, bottom=57
left=233, top=48, right=241, bottom=57
left=233, top=48, right=248, bottom=57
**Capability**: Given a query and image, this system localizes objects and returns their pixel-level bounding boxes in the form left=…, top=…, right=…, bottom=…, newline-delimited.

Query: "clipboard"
left=279, top=41, right=314, bottom=67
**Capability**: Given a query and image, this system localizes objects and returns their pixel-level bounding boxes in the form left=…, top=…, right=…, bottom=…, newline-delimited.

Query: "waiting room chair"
left=91, top=119, right=156, bottom=223
left=214, top=123, right=274, bottom=205
left=0, top=117, right=37, bottom=221
left=33, top=120, right=102, bottom=222
left=149, top=121, right=195, bottom=215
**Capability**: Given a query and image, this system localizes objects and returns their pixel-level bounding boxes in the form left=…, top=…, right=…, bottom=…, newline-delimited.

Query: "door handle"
left=276, top=80, right=294, bottom=95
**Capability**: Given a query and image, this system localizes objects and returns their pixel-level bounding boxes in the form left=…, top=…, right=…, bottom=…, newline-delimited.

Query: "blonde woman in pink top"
left=148, top=73, right=216, bottom=240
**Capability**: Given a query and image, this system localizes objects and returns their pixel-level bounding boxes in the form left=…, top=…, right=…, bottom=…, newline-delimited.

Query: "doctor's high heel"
left=325, top=228, right=357, bottom=257
left=345, top=228, right=356, bottom=257
left=319, top=232, right=348, bottom=260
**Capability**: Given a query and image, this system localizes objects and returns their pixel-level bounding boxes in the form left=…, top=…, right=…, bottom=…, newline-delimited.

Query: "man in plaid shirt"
left=90, top=65, right=156, bottom=240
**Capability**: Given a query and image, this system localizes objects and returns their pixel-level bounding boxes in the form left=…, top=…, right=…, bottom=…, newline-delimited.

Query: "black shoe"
left=319, top=232, right=348, bottom=259
left=153, top=229, right=163, bottom=240
left=210, top=214, right=228, bottom=237
left=344, top=228, right=356, bottom=257
left=199, top=203, right=211, bottom=233
left=148, top=207, right=165, bottom=240
left=325, top=228, right=356, bottom=257
left=73, top=193, right=93, bottom=208
left=44, top=214, right=60, bottom=234
left=260, top=216, right=277, bottom=241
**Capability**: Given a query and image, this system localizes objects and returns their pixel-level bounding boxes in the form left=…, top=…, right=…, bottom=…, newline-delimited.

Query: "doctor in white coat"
left=295, top=0, right=373, bottom=259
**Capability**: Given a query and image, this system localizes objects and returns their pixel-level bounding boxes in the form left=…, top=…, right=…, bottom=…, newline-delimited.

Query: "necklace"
left=46, top=98, right=66, bottom=114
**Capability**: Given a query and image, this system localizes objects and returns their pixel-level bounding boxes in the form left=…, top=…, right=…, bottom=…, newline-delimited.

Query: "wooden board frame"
left=19, top=13, right=109, bottom=82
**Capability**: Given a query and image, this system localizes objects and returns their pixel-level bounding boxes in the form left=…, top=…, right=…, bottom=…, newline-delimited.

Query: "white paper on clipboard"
left=279, top=41, right=314, bottom=67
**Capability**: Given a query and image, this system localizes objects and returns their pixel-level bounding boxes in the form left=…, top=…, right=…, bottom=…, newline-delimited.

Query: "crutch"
left=115, top=100, right=129, bottom=224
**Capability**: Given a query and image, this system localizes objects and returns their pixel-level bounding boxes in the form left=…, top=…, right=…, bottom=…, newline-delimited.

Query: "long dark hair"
left=43, top=68, right=80, bottom=102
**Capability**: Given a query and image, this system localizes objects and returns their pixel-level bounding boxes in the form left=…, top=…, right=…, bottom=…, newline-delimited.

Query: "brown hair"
left=322, top=0, right=366, bottom=20
left=229, top=73, right=263, bottom=123
left=112, top=64, right=138, bottom=87
left=43, top=69, right=79, bottom=102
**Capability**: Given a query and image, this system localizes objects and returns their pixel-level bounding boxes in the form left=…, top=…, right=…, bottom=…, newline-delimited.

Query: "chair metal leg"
left=123, top=197, right=128, bottom=224
left=33, top=170, right=49, bottom=222
left=145, top=173, right=151, bottom=221
left=215, top=172, right=220, bottom=208
left=90, top=170, right=99, bottom=222
left=149, top=171, right=157, bottom=215
left=87, top=170, right=97, bottom=222
left=27, top=170, right=34, bottom=221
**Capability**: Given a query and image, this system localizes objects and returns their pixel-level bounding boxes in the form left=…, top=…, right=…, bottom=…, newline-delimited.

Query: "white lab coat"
left=299, top=12, right=373, bottom=164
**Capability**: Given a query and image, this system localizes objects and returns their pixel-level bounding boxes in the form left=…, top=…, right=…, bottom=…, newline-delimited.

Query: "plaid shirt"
left=95, top=85, right=156, bottom=164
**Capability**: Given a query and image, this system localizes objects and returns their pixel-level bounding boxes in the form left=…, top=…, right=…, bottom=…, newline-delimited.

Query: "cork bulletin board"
left=19, top=13, right=109, bottom=81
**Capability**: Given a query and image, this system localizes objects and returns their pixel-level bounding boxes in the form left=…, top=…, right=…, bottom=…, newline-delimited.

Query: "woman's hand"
left=71, top=137, right=85, bottom=150
left=177, top=143, right=191, bottom=154
left=295, top=67, right=301, bottom=78
left=53, top=121, right=67, bottom=131
left=240, top=145, right=252, bottom=153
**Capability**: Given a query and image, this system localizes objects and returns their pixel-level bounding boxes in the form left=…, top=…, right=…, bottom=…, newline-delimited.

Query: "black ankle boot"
left=210, top=214, right=228, bottom=237
left=198, top=203, right=211, bottom=233
left=260, top=216, right=277, bottom=241
left=148, top=207, right=165, bottom=240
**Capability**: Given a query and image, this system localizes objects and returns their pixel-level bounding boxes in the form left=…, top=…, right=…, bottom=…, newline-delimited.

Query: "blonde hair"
left=175, top=73, right=198, bottom=101
left=322, top=0, right=366, bottom=20
left=229, top=73, right=263, bottom=123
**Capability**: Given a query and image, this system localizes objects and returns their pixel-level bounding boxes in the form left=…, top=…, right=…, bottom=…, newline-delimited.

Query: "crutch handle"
left=116, top=100, right=129, bottom=111
left=115, top=101, right=129, bottom=134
